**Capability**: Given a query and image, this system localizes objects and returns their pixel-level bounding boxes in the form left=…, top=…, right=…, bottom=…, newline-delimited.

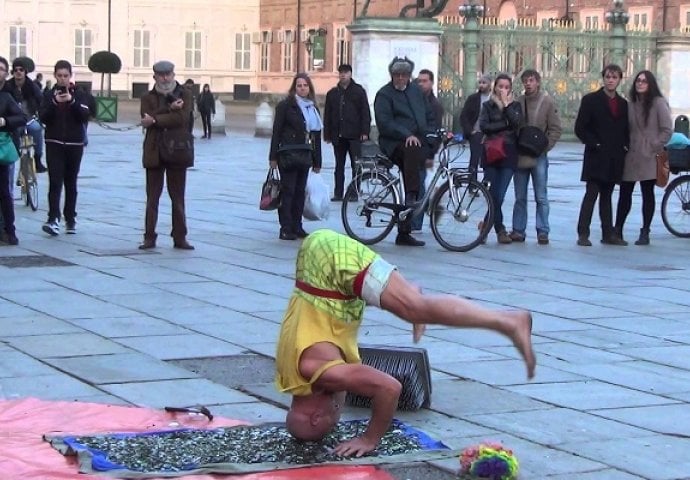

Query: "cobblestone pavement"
left=1, top=116, right=689, bottom=480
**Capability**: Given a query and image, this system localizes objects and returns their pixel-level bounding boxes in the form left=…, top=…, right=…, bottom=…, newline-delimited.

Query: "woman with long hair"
left=479, top=73, right=523, bottom=244
left=197, top=84, right=215, bottom=139
left=268, top=73, right=323, bottom=240
left=615, top=70, right=672, bottom=245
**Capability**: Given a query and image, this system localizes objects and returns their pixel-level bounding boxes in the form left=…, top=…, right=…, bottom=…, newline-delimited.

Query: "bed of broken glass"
left=71, top=420, right=425, bottom=472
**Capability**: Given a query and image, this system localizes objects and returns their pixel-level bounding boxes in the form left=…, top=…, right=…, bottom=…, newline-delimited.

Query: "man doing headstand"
left=275, top=229, right=536, bottom=457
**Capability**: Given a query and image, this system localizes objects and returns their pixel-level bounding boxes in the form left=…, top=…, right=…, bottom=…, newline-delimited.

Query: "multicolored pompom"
left=459, top=441, right=519, bottom=479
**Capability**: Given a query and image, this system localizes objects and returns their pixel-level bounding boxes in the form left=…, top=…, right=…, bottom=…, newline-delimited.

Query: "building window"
left=633, top=13, right=647, bottom=28
left=628, top=6, right=653, bottom=31
left=281, top=30, right=294, bottom=72
left=74, top=28, right=92, bottom=66
left=260, top=31, right=272, bottom=72
left=185, top=31, right=202, bottom=69
left=335, top=26, right=350, bottom=69
left=235, top=32, right=251, bottom=70
left=584, top=15, right=599, bottom=30
left=9, top=26, right=27, bottom=60
left=133, top=29, right=150, bottom=68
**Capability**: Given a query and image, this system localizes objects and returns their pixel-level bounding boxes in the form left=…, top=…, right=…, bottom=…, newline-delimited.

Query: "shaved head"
left=286, top=393, right=342, bottom=441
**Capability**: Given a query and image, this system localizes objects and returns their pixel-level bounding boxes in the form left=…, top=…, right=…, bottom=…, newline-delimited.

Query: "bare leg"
left=381, top=271, right=536, bottom=379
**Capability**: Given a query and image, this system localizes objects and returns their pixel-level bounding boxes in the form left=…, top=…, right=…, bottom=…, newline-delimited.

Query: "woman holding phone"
left=38, top=60, right=92, bottom=236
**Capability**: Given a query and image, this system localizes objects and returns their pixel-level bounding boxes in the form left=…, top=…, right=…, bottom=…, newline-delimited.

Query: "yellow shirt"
left=275, top=229, right=378, bottom=396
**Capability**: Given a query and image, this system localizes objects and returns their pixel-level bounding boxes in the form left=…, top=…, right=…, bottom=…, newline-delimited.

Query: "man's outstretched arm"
left=316, top=363, right=401, bottom=457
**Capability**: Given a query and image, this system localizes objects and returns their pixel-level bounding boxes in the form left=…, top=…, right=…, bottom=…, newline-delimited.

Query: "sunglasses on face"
left=14, top=67, right=25, bottom=73
left=636, top=78, right=648, bottom=84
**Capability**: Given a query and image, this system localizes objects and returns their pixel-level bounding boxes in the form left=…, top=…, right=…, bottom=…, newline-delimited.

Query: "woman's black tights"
left=616, top=179, right=656, bottom=231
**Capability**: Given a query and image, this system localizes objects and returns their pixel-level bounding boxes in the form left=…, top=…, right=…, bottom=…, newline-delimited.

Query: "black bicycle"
left=341, top=130, right=494, bottom=252
left=16, top=127, right=38, bottom=211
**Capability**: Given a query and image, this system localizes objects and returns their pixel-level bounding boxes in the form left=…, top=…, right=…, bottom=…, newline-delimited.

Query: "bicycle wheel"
left=661, top=175, right=690, bottom=238
left=430, top=177, right=493, bottom=252
left=341, top=171, right=400, bottom=245
left=27, top=177, right=38, bottom=211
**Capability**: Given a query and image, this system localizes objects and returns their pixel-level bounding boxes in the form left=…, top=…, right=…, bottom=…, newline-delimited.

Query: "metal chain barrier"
left=93, top=119, right=143, bottom=132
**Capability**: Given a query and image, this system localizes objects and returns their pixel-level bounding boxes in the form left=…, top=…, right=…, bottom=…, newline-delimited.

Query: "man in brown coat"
left=139, top=60, right=195, bottom=250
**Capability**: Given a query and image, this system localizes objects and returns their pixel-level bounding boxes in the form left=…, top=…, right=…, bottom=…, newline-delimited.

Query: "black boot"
left=601, top=227, right=627, bottom=246
left=634, top=228, right=650, bottom=246
left=35, top=154, right=47, bottom=173
left=396, top=193, right=425, bottom=247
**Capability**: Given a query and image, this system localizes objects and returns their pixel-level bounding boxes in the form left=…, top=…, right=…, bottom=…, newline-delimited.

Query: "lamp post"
left=605, top=0, right=629, bottom=66
left=107, top=0, right=112, bottom=51
left=459, top=1, right=484, bottom=101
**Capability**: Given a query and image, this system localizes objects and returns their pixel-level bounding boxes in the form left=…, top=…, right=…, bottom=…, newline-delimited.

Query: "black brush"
left=345, top=344, right=431, bottom=411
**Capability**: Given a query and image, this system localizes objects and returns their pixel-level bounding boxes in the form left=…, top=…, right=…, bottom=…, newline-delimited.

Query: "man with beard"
left=374, top=57, right=437, bottom=247
left=459, top=74, right=492, bottom=182
left=138, top=60, right=195, bottom=250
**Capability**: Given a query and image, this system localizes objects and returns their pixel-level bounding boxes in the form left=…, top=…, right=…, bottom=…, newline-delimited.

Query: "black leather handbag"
left=278, top=144, right=313, bottom=170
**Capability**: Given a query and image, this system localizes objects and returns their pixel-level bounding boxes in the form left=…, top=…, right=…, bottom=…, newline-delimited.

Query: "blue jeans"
left=483, top=165, right=515, bottom=233
left=512, top=154, right=549, bottom=236
left=26, top=119, right=44, bottom=159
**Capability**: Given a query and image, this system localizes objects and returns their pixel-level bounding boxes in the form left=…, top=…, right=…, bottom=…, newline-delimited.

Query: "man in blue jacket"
left=374, top=57, right=436, bottom=247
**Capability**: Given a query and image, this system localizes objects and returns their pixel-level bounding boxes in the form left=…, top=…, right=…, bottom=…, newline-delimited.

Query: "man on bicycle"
left=6, top=58, right=46, bottom=173
left=374, top=57, right=437, bottom=247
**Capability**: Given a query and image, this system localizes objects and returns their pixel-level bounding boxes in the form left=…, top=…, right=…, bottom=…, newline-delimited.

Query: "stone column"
left=656, top=36, right=690, bottom=119
left=348, top=17, right=442, bottom=137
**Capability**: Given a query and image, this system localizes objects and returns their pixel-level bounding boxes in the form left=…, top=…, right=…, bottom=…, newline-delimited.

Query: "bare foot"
left=506, top=311, right=536, bottom=379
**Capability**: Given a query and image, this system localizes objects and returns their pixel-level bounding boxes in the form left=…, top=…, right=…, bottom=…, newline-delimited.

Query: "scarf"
left=296, top=95, right=322, bottom=132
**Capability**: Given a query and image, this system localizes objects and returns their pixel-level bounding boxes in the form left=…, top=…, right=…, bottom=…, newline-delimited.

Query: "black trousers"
left=616, top=179, right=655, bottom=232
left=332, top=138, right=361, bottom=197
left=577, top=180, right=615, bottom=238
left=0, top=164, right=15, bottom=236
left=391, top=143, right=425, bottom=200
left=46, top=143, right=83, bottom=223
left=200, top=112, right=212, bottom=138
left=277, top=164, right=309, bottom=234
left=145, top=166, right=188, bottom=242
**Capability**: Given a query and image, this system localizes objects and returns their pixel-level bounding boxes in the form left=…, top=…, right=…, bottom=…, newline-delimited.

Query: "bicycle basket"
left=359, top=140, right=383, bottom=158
left=668, top=147, right=690, bottom=173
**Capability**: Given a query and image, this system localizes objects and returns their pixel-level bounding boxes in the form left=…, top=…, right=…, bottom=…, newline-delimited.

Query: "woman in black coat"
left=268, top=73, right=323, bottom=240
left=197, top=84, right=215, bottom=139
left=479, top=73, right=523, bottom=244
left=0, top=91, right=29, bottom=245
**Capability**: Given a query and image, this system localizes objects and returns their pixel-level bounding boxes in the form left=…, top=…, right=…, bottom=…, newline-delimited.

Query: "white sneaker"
left=42, top=220, right=60, bottom=236
left=65, top=221, right=76, bottom=234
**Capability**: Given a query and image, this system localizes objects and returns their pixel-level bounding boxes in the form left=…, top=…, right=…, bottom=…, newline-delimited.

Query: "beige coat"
left=623, top=96, right=672, bottom=182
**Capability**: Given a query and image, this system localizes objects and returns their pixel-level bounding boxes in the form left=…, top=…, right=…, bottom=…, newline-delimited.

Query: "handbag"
left=158, top=129, right=194, bottom=167
left=259, top=167, right=281, bottom=211
left=517, top=97, right=548, bottom=158
left=0, top=132, right=19, bottom=165
left=278, top=145, right=312, bottom=170
left=483, top=134, right=507, bottom=165
left=656, top=150, right=670, bottom=188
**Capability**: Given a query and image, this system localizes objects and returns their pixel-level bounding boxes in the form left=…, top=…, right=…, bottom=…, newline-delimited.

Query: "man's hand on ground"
left=332, top=435, right=378, bottom=457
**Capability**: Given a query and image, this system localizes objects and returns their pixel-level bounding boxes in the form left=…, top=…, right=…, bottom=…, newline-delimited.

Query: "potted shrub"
left=88, top=51, right=122, bottom=122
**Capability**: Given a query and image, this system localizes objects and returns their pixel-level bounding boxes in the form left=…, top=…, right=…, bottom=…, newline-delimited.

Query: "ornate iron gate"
left=438, top=17, right=659, bottom=136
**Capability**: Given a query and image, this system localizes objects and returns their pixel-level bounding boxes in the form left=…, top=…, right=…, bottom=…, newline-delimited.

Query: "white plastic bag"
left=303, top=172, right=330, bottom=221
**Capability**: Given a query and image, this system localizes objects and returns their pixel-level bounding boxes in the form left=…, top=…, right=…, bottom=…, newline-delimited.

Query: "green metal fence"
left=438, top=16, right=658, bottom=136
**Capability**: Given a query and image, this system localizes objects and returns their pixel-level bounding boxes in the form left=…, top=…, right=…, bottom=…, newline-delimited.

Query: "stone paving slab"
left=0, top=374, right=105, bottom=400
left=431, top=379, right=551, bottom=415
left=0, top=315, right=82, bottom=337
left=545, top=470, right=647, bottom=479
left=466, top=407, right=651, bottom=445
left=7, top=332, right=132, bottom=358
left=615, top=345, right=690, bottom=369
left=434, top=359, right=585, bottom=385
left=100, top=379, right=257, bottom=407
left=68, top=316, right=193, bottom=338
left=589, top=404, right=690, bottom=436
left=0, top=350, right=64, bottom=378
left=505, top=380, right=678, bottom=410
left=114, top=333, right=246, bottom=360
left=44, top=353, right=200, bottom=384
left=563, top=360, right=690, bottom=394
left=558, top=435, right=690, bottom=480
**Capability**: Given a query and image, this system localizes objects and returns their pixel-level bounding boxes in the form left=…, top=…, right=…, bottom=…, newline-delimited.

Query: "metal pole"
left=107, top=0, right=112, bottom=51
left=462, top=15, right=480, bottom=102
left=296, top=0, right=301, bottom=72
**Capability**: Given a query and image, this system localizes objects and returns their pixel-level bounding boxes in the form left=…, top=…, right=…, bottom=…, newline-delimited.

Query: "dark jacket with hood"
left=39, top=84, right=91, bottom=145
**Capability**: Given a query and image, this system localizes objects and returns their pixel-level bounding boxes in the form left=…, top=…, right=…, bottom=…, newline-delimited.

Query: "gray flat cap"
left=152, top=60, right=175, bottom=74
left=388, top=57, right=414, bottom=75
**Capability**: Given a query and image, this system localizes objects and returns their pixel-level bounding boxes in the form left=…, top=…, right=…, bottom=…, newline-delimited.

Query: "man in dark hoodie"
left=6, top=57, right=46, bottom=172
left=323, top=64, right=370, bottom=202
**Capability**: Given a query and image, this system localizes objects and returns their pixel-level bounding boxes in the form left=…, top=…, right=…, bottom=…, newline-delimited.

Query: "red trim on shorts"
left=295, top=280, right=356, bottom=300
